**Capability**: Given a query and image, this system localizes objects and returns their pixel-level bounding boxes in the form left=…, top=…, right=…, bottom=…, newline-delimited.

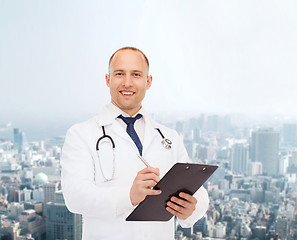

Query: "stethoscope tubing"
left=96, top=126, right=115, bottom=150
left=95, top=125, right=172, bottom=181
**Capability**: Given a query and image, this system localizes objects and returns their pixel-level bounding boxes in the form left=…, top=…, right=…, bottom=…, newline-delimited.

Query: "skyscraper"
left=275, top=215, right=289, bottom=239
left=13, top=128, right=23, bottom=153
left=176, top=121, right=184, bottom=134
left=251, top=128, right=279, bottom=175
left=290, top=150, right=297, bottom=167
left=193, top=216, right=207, bottom=236
left=283, top=123, right=297, bottom=144
left=207, top=115, right=219, bottom=132
left=46, top=191, right=82, bottom=240
left=44, top=182, right=59, bottom=204
left=231, top=143, right=249, bottom=175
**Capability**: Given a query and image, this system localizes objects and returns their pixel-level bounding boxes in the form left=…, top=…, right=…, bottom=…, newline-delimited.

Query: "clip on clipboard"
left=126, top=163, right=218, bottom=221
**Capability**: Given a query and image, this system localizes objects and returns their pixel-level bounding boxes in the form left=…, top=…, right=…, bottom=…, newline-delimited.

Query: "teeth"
left=122, top=91, right=134, bottom=95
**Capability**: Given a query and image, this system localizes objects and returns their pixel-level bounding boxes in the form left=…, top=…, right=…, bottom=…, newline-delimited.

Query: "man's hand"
left=166, top=192, right=197, bottom=220
left=130, top=167, right=162, bottom=206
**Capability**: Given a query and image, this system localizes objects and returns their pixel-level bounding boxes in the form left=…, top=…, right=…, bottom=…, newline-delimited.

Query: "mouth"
left=120, top=91, right=135, bottom=96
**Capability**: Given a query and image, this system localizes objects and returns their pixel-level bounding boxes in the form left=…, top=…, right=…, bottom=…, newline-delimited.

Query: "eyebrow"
left=112, top=70, right=144, bottom=74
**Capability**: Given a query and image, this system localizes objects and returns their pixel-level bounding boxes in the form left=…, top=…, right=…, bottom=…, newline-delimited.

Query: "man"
left=61, top=47, right=209, bottom=239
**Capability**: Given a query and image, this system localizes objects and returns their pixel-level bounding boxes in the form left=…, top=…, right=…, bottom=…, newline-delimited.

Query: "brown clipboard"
left=126, top=163, right=218, bottom=221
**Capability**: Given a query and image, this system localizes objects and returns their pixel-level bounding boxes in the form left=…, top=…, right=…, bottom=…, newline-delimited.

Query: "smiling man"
left=61, top=47, right=209, bottom=239
left=106, top=48, right=152, bottom=117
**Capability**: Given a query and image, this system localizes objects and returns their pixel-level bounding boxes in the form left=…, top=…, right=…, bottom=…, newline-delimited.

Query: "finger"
left=143, top=180, right=158, bottom=189
left=166, top=201, right=184, bottom=214
left=170, top=196, right=190, bottom=209
left=138, top=167, right=160, bottom=176
left=167, top=201, right=193, bottom=220
left=135, top=179, right=159, bottom=192
left=166, top=206, right=186, bottom=220
left=146, top=189, right=162, bottom=196
left=179, top=192, right=197, bottom=204
left=136, top=173, right=160, bottom=183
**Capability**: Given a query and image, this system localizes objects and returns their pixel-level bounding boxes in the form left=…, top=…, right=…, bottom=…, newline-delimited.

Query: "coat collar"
left=95, top=103, right=149, bottom=126
left=95, top=103, right=161, bottom=155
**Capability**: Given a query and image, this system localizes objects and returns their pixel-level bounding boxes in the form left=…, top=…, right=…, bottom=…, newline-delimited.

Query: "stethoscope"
left=95, top=125, right=172, bottom=181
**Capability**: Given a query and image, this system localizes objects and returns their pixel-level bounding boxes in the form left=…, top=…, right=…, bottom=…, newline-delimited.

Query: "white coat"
left=61, top=104, right=209, bottom=240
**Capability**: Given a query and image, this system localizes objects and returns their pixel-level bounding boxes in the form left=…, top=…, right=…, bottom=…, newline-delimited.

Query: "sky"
left=1, top=0, right=297, bottom=139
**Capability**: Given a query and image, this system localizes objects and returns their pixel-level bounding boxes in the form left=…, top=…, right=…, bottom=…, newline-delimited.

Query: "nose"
left=122, top=75, right=133, bottom=88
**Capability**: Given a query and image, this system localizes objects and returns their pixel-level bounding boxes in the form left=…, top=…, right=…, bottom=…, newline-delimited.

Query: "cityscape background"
left=1, top=0, right=297, bottom=239
left=1, top=115, right=297, bottom=239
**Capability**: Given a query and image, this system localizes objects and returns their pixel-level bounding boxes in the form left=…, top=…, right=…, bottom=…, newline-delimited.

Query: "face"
left=106, top=49, right=152, bottom=116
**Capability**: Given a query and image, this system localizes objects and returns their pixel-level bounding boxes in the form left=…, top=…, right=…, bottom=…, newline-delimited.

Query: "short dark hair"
left=108, top=47, right=149, bottom=71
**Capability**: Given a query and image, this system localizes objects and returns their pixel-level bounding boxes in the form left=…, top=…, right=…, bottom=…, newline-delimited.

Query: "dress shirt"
left=106, top=103, right=145, bottom=143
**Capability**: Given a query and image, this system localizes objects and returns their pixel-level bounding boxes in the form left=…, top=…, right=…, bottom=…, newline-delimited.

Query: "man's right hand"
left=130, top=166, right=162, bottom=206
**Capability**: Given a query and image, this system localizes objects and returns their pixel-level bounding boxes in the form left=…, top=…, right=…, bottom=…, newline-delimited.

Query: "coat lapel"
left=95, top=105, right=132, bottom=143
left=142, top=113, right=159, bottom=156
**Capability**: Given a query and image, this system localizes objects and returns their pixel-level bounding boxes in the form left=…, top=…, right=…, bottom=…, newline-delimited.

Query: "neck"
left=111, top=102, right=142, bottom=117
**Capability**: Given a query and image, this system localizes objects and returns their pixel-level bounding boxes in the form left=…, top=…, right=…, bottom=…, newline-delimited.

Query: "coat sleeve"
left=175, top=134, right=209, bottom=228
left=61, top=125, right=134, bottom=218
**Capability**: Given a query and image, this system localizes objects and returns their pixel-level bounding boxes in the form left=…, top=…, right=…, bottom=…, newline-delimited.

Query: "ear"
left=105, top=74, right=110, bottom=87
left=146, top=75, right=152, bottom=90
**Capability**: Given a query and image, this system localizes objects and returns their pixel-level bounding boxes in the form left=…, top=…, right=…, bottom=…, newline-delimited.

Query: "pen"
left=137, top=154, right=150, bottom=167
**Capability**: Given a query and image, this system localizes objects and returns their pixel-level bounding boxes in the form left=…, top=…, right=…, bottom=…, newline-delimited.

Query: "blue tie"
left=118, top=114, right=143, bottom=156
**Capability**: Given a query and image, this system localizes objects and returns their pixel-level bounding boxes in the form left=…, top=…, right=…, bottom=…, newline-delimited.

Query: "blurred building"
left=231, top=143, right=249, bottom=175
left=279, top=156, right=289, bottom=175
left=176, top=121, right=184, bottom=134
left=275, top=215, right=289, bottom=239
left=248, top=162, right=263, bottom=176
left=15, top=188, right=32, bottom=203
left=283, top=123, right=297, bottom=144
left=33, top=172, right=49, bottom=186
left=251, top=128, right=279, bottom=175
left=1, top=219, right=21, bottom=240
left=253, top=225, right=266, bottom=239
left=193, top=216, right=207, bottom=236
left=43, top=182, right=58, bottom=204
left=10, top=202, right=24, bottom=219
left=290, top=150, right=297, bottom=167
left=32, top=188, right=44, bottom=202
left=230, top=190, right=251, bottom=202
left=19, top=209, right=45, bottom=239
left=24, top=202, right=43, bottom=214
left=184, top=139, right=197, bottom=160
left=207, top=115, right=219, bottom=132
left=209, top=222, right=226, bottom=238
left=176, top=225, right=192, bottom=238
left=17, top=234, right=34, bottom=240
left=192, top=128, right=201, bottom=142
left=13, top=128, right=24, bottom=153
left=46, top=191, right=82, bottom=240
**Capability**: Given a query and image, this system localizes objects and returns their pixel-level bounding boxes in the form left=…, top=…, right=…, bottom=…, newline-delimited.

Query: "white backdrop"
left=1, top=0, right=297, bottom=139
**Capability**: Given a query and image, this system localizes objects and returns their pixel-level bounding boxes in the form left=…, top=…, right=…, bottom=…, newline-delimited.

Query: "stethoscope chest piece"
left=162, top=138, right=172, bottom=149
left=156, top=128, right=172, bottom=149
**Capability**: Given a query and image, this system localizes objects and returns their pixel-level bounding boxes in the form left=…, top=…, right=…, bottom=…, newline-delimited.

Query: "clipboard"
left=126, top=163, right=218, bottom=221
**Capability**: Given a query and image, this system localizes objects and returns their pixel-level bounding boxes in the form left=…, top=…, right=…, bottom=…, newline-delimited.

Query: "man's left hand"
left=166, top=192, right=197, bottom=220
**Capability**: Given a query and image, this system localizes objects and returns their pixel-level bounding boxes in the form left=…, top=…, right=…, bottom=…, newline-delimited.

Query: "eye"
left=115, top=72, right=123, bottom=76
left=134, top=73, right=141, bottom=77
